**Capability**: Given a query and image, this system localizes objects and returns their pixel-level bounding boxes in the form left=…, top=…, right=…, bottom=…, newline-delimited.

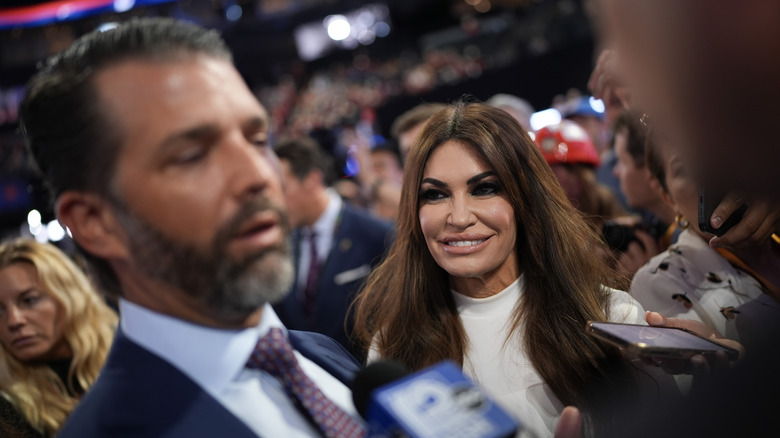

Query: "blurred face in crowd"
left=550, top=165, right=584, bottom=210
left=613, top=127, right=657, bottom=210
left=371, top=150, right=404, bottom=185
left=0, top=263, right=71, bottom=363
left=333, top=179, right=365, bottom=208
left=90, top=56, right=292, bottom=324
left=418, top=141, right=518, bottom=296
left=596, top=0, right=780, bottom=197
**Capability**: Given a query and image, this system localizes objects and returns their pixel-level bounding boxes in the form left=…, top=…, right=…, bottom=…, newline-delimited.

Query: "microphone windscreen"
left=351, top=359, right=410, bottom=418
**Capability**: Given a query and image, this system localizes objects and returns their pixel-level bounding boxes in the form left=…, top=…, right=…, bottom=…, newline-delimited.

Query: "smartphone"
left=586, top=321, right=739, bottom=361
left=698, top=186, right=747, bottom=236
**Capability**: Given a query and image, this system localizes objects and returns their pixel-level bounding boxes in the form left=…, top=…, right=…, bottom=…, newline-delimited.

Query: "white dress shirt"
left=119, top=299, right=360, bottom=437
left=296, top=189, right=343, bottom=298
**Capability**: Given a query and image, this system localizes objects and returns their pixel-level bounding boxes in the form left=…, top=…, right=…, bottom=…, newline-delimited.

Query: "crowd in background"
left=257, top=47, right=487, bottom=137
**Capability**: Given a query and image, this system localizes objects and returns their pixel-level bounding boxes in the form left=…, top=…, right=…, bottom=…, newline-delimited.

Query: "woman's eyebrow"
left=421, top=177, right=447, bottom=188
left=421, top=171, right=496, bottom=188
left=467, top=171, right=496, bottom=185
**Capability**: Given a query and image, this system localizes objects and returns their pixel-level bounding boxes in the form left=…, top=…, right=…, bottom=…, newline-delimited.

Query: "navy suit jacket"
left=57, top=328, right=361, bottom=438
left=274, top=204, right=393, bottom=357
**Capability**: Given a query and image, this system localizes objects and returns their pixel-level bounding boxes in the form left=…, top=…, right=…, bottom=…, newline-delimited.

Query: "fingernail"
left=712, top=216, right=722, bottom=228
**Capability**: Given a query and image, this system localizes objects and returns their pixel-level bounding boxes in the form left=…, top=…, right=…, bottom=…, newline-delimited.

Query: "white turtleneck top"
left=451, top=276, right=646, bottom=437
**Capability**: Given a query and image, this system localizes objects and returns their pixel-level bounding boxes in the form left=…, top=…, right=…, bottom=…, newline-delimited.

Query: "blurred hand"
left=644, top=311, right=744, bottom=375
left=617, top=229, right=660, bottom=276
left=708, top=192, right=780, bottom=249
left=588, top=49, right=631, bottom=118
left=554, top=406, right=582, bottom=438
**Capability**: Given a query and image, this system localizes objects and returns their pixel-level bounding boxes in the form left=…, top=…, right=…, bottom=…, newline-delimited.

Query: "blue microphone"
left=352, top=360, right=520, bottom=438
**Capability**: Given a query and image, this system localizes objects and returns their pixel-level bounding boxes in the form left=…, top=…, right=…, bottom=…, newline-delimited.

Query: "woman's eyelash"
left=419, top=182, right=501, bottom=200
left=22, top=295, right=40, bottom=306
left=472, top=182, right=500, bottom=196
left=419, top=188, right=445, bottom=201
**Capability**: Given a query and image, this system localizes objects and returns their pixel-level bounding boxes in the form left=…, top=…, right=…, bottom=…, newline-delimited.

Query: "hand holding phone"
left=698, top=187, right=747, bottom=236
left=703, top=191, right=780, bottom=249
left=586, top=321, right=740, bottom=362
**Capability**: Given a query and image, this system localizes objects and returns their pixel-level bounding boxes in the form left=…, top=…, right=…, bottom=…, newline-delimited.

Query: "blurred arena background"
left=0, top=0, right=602, bottom=239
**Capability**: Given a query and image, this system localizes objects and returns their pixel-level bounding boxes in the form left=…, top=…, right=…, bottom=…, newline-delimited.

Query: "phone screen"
left=587, top=322, right=739, bottom=360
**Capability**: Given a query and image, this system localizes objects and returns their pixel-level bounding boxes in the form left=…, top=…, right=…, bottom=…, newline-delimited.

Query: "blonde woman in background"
left=0, top=238, right=117, bottom=437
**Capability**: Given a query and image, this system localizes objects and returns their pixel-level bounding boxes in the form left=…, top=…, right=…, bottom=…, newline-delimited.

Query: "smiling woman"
left=0, top=238, right=117, bottom=437
left=418, top=141, right=519, bottom=298
left=352, top=101, right=661, bottom=437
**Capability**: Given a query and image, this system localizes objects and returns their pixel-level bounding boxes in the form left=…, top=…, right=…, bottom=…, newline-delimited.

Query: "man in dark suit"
left=273, top=137, right=393, bottom=359
left=20, top=18, right=364, bottom=437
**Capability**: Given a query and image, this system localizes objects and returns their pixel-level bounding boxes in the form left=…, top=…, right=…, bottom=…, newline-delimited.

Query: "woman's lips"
left=444, top=238, right=487, bottom=247
left=11, top=335, right=37, bottom=349
left=440, top=235, right=492, bottom=254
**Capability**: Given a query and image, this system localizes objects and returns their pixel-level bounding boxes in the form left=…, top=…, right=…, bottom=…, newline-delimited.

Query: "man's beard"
left=112, top=196, right=294, bottom=321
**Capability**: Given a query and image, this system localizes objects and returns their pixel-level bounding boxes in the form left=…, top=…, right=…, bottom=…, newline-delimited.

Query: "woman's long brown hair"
left=352, top=102, right=637, bottom=429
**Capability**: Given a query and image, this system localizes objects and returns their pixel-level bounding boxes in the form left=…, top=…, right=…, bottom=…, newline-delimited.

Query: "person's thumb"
left=555, top=406, right=582, bottom=438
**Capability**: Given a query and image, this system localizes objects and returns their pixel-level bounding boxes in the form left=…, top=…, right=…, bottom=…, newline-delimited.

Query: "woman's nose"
left=447, top=196, right=476, bottom=228
left=6, top=306, right=26, bottom=330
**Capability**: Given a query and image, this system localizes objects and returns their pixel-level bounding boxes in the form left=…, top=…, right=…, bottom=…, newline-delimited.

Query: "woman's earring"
left=675, top=214, right=690, bottom=230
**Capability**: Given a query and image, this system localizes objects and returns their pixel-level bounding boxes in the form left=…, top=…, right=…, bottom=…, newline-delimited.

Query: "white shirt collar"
left=119, top=299, right=285, bottom=399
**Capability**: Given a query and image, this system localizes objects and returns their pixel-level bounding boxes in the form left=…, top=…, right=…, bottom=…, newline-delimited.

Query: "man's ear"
left=56, top=191, right=129, bottom=260
left=303, top=168, right=324, bottom=190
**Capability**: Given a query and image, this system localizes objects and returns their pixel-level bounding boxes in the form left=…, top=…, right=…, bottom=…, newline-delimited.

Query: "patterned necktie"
left=303, top=230, right=321, bottom=319
left=246, top=327, right=365, bottom=438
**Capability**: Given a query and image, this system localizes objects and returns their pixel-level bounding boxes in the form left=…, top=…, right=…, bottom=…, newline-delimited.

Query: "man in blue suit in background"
left=273, top=137, right=393, bottom=359
left=20, top=18, right=364, bottom=438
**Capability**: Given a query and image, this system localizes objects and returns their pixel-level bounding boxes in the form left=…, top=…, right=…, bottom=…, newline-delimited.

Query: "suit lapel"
left=317, top=206, right=352, bottom=291
left=103, top=331, right=263, bottom=438
left=289, top=329, right=361, bottom=385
